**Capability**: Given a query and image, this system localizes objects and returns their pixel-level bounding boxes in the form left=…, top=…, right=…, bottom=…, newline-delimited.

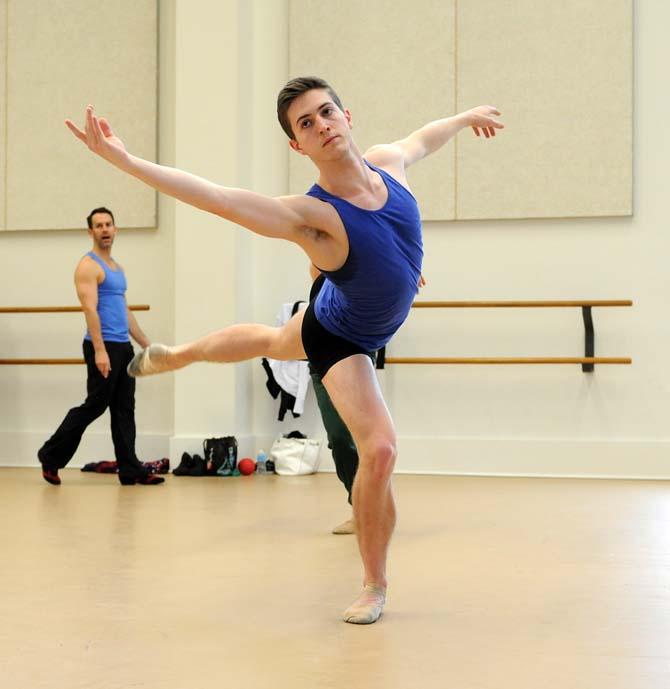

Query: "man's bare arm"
left=367, top=106, right=504, bottom=170
left=65, top=107, right=318, bottom=244
left=75, top=260, right=111, bottom=378
left=126, top=305, right=150, bottom=349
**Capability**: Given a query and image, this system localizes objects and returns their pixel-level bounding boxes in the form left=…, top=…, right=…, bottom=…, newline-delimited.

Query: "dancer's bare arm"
left=65, top=107, right=337, bottom=249
left=75, top=258, right=110, bottom=378
left=365, top=105, right=504, bottom=173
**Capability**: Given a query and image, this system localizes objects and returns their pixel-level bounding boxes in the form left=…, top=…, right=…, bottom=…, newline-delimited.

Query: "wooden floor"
left=1, top=468, right=670, bottom=689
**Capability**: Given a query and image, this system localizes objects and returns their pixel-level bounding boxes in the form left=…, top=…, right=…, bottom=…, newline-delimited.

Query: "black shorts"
left=302, top=275, right=372, bottom=378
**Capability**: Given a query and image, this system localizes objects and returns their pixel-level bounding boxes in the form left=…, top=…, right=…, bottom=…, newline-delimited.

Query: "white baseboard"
left=393, top=436, right=670, bottom=479
left=241, top=433, right=670, bottom=480
left=3, top=431, right=669, bottom=479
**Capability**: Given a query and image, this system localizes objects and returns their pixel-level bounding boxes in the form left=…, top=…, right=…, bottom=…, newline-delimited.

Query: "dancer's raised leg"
left=128, top=310, right=306, bottom=377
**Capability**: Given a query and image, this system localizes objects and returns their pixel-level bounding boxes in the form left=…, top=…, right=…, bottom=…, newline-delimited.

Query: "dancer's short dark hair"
left=277, top=76, right=344, bottom=139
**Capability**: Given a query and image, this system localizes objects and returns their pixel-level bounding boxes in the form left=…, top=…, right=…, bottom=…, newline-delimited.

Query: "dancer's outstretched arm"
left=366, top=105, right=504, bottom=170
left=65, top=107, right=324, bottom=245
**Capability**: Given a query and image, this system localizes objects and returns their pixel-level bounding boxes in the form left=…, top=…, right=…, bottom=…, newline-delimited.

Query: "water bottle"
left=256, top=449, right=267, bottom=475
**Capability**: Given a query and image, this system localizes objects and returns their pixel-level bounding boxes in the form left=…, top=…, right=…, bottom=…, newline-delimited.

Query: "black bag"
left=203, top=436, right=238, bottom=476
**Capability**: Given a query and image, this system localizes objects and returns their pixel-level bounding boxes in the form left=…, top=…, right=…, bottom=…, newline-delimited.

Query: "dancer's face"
left=88, top=212, right=116, bottom=250
left=287, top=88, right=353, bottom=161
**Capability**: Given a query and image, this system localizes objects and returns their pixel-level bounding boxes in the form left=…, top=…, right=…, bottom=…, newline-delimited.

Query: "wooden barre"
left=0, top=305, right=150, bottom=314
left=1, top=356, right=634, bottom=366
left=384, top=357, right=632, bottom=365
left=412, top=300, right=633, bottom=309
left=0, top=359, right=85, bottom=365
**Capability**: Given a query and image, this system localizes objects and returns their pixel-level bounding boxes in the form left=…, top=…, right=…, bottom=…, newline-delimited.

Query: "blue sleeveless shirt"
left=83, top=252, right=129, bottom=343
left=307, top=161, right=423, bottom=351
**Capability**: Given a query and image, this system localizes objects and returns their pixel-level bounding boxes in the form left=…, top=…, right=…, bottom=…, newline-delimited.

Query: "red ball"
left=238, top=457, right=256, bottom=476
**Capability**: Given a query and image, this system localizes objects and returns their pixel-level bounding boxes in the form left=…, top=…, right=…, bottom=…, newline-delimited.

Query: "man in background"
left=38, top=207, right=164, bottom=486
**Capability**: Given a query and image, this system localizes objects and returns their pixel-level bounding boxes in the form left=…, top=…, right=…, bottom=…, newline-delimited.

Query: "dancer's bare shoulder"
left=363, top=145, right=411, bottom=190
left=75, top=255, right=104, bottom=284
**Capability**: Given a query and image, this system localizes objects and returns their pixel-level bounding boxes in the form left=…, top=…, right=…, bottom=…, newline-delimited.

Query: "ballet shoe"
left=342, top=583, right=386, bottom=624
left=127, top=344, right=171, bottom=378
left=332, top=517, right=356, bottom=535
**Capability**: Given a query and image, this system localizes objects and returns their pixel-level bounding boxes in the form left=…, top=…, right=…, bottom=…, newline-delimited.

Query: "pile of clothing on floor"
left=80, top=458, right=170, bottom=474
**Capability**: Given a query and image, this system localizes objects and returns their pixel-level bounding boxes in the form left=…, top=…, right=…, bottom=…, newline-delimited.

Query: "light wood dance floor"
left=2, top=468, right=669, bottom=689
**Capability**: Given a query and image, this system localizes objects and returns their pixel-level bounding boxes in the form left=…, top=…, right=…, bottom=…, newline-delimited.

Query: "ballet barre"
left=377, top=299, right=633, bottom=372
left=0, top=305, right=150, bottom=365
left=0, top=305, right=150, bottom=314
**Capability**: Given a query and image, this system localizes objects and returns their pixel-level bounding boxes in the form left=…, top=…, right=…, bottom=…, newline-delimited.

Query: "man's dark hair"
left=277, top=76, right=344, bottom=140
left=86, top=207, right=115, bottom=229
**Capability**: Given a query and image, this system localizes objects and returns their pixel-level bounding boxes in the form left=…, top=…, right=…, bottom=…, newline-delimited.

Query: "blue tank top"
left=83, top=252, right=129, bottom=343
left=307, top=161, right=423, bottom=351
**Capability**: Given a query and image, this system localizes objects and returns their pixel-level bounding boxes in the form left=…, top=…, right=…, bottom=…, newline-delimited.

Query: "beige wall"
left=2, top=1, right=669, bottom=479
left=456, top=0, right=632, bottom=219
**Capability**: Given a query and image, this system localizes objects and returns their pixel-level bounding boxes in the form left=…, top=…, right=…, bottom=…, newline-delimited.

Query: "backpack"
left=203, top=436, right=238, bottom=476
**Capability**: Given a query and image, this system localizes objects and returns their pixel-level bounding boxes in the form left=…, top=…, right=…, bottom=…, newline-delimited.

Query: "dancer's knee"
left=361, top=439, right=396, bottom=482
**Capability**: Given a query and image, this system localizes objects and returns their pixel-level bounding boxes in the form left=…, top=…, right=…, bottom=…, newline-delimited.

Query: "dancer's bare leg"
left=321, top=354, right=397, bottom=624
left=128, top=310, right=306, bottom=377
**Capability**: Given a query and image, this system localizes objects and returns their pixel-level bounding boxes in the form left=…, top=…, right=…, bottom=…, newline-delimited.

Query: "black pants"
left=39, top=340, right=146, bottom=480
left=310, top=369, right=359, bottom=505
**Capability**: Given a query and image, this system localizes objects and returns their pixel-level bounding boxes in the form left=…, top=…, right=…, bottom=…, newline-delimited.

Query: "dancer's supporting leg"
left=311, top=369, right=359, bottom=534
left=321, top=353, right=396, bottom=624
left=128, top=310, right=307, bottom=377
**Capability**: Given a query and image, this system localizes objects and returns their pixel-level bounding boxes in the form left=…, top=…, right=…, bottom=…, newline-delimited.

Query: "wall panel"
left=456, top=0, right=632, bottom=219
left=6, top=0, right=157, bottom=230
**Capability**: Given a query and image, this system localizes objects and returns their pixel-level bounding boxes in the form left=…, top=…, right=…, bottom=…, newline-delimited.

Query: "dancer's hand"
left=65, top=106, right=130, bottom=168
left=418, top=274, right=426, bottom=289
left=95, top=350, right=111, bottom=379
left=465, top=105, right=504, bottom=138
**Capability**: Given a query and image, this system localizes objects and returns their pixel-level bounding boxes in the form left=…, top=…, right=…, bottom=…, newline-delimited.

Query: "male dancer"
left=38, top=207, right=164, bottom=487
left=66, top=76, right=502, bottom=622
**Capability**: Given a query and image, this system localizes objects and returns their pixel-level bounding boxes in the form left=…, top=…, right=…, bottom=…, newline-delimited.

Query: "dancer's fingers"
left=64, top=119, right=86, bottom=142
